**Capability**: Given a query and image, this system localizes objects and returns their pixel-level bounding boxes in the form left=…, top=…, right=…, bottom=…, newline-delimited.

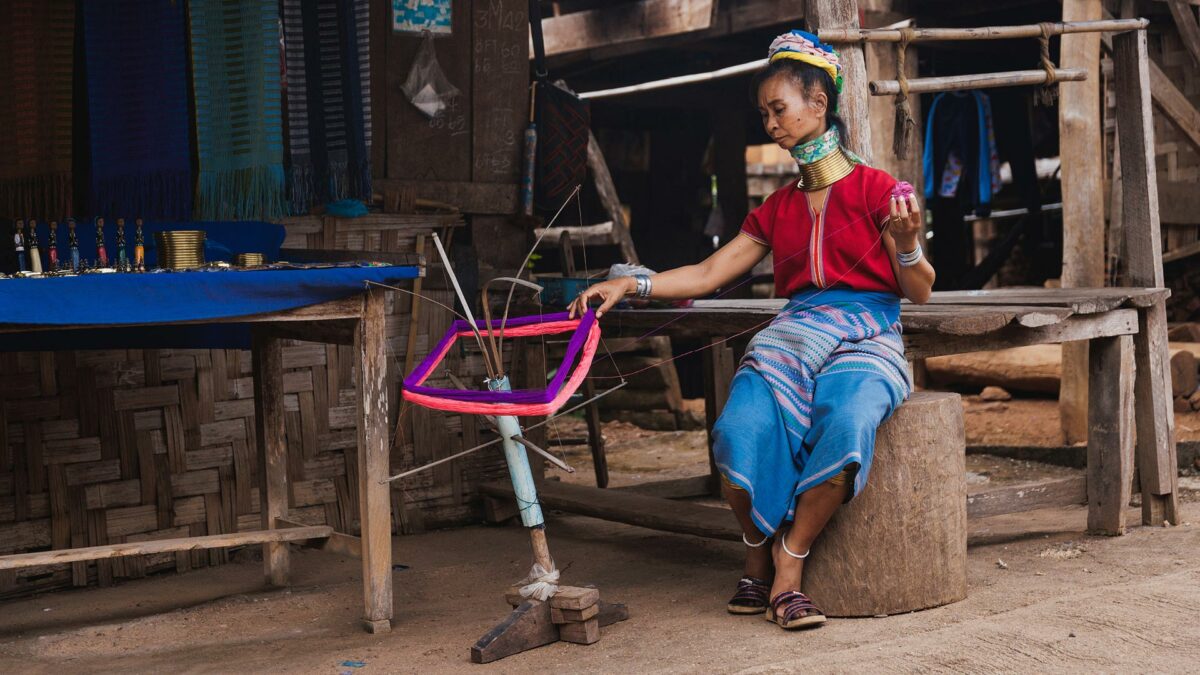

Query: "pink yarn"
left=402, top=320, right=602, bottom=416
left=892, top=181, right=916, bottom=200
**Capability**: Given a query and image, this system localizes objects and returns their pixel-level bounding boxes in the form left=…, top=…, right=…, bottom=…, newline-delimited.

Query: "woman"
left=570, top=30, right=934, bottom=630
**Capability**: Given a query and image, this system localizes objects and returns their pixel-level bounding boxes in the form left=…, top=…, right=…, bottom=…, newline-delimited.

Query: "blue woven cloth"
left=0, top=265, right=419, bottom=350
left=83, top=0, right=193, bottom=220
left=712, top=288, right=911, bottom=535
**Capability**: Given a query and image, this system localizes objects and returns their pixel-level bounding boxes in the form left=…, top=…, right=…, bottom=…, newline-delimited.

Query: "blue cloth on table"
left=712, top=288, right=911, bottom=535
left=0, top=265, right=419, bottom=351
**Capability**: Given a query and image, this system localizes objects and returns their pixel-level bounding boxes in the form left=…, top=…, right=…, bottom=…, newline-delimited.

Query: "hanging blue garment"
left=922, top=91, right=1001, bottom=216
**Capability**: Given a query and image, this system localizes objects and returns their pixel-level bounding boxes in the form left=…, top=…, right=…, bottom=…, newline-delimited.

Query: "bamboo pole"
left=820, top=18, right=1148, bottom=43
left=869, top=68, right=1087, bottom=96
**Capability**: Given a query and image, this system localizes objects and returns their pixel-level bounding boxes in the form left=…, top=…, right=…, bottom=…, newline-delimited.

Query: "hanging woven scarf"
left=0, top=0, right=75, bottom=220
left=84, top=0, right=192, bottom=221
left=189, top=0, right=286, bottom=220
left=282, top=0, right=372, bottom=214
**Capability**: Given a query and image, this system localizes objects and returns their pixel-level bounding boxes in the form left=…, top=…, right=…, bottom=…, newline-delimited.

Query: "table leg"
left=582, top=378, right=608, bottom=488
left=357, top=288, right=393, bottom=633
left=1086, top=335, right=1134, bottom=535
left=1132, top=302, right=1179, bottom=526
left=251, top=328, right=289, bottom=586
left=702, top=339, right=736, bottom=495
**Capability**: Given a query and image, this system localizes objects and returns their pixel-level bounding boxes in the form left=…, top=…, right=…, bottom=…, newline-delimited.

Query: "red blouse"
left=741, top=164, right=901, bottom=297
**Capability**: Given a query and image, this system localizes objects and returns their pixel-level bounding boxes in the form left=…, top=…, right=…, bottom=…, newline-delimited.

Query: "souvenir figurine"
left=67, top=218, right=80, bottom=272
left=96, top=217, right=108, bottom=267
left=27, top=219, right=42, bottom=273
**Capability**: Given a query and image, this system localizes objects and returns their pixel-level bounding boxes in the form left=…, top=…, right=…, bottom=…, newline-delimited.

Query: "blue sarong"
left=713, top=288, right=912, bottom=535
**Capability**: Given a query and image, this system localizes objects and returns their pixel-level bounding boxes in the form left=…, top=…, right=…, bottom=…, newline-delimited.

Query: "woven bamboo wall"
left=0, top=215, right=510, bottom=599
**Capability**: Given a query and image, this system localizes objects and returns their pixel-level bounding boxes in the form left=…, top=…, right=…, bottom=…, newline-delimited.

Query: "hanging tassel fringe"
left=0, top=172, right=73, bottom=221
left=91, top=169, right=193, bottom=221
left=196, top=164, right=286, bottom=221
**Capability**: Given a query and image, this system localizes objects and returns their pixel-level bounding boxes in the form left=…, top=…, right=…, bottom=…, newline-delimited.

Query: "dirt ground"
left=2, top=397, right=1199, bottom=673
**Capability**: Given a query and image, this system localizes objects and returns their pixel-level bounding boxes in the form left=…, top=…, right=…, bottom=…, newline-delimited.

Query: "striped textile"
left=188, top=0, right=286, bottom=220
left=282, top=0, right=372, bottom=214
left=83, top=0, right=192, bottom=221
left=741, top=292, right=911, bottom=442
left=0, top=0, right=75, bottom=220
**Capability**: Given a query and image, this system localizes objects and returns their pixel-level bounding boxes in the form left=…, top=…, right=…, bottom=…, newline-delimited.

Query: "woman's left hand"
left=888, top=193, right=923, bottom=252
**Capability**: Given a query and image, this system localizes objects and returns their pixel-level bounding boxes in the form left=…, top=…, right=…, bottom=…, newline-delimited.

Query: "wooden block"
left=550, top=586, right=600, bottom=610
left=504, top=586, right=528, bottom=607
left=471, top=599, right=558, bottom=664
left=551, top=603, right=599, bottom=624
left=557, top=617, right=600, bottom=645
left=596, top=600, right=630, bottom=627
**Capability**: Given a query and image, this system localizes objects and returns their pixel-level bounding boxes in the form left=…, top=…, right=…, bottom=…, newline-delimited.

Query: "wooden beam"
left=965, top=477, right=1087, bottom=519
left=536, top=0, right=717, bottom=58
left=372, top=179, right=518, bottom=215
left=1086, top=335, right=1135, bottom=535
left=1167, top=0, right=1200, bottom=68
left=587, top=131, right=640, bottom=265
left=615, top=475, right=713, bottom=499
left=0, top=526, right=333, bottom=570
left=820, top=18, right=1148, bottom=42
left=259, top=320, right=357, bottom=346
left=1059, top=0, right=1105, bottom=447
left=479, top=480, right=741, bottom=541
left=806, top=0, right=873, bottom=158
left=1163, top=240, right=1200, bottom=264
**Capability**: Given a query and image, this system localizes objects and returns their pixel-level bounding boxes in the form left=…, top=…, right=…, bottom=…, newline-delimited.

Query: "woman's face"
left=756, top=73, right=828, bottom=150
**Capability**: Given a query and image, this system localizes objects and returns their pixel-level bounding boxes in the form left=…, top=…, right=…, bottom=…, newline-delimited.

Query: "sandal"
left=727, top=576, right=771, bottom=614
left=765, top=590, right=827, bottom=629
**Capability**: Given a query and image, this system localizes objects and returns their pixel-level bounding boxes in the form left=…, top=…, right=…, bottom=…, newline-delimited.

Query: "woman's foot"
left=765, top=590, right=826, bottom=629
left=726, top=575, right=771, bottom=614
left=743, top=532, right=774, bottom=580
left=767, top=531, right=807, bottom=602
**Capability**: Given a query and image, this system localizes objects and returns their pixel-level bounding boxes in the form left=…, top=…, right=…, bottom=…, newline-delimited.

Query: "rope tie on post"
left=892, top=27, right=917, bottom=160
left=1035, top=22, right=1059, bottom=106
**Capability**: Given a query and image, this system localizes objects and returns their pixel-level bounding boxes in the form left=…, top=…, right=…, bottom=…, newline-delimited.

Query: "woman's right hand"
left=568, top=276, right=636, bottom=319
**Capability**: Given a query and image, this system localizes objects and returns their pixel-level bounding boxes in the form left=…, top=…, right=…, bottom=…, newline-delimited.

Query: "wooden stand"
left=802, top=392, right=967, bottom=617
left=471, top=587, right=630, bottom=664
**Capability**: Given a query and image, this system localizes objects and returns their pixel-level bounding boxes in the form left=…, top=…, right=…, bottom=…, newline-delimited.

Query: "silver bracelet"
left=633, top=274, right=653, bottom=298
left=897, top=244, right=923, bottom=267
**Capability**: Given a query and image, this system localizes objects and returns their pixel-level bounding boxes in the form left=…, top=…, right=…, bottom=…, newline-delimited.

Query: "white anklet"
left=742, top=532, right=771, bottom=548
left=780, top=536, right=810, bottom=559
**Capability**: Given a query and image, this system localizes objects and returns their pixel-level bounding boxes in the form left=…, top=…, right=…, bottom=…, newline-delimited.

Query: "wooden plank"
left=904, top=310, right=1139, bottom=359
left=537, top=0, right=716, bottom=58
left=472, top=0, right=527, bottom=183
left=372, top=179, right=517, bottom=214
left=966, top=476, right=1087, bottom=520
left=356, top=288, right=393, bottom=633
left=1087, top=335, right=1134, bottom=535
left=385, top=0, right=473, bottom=184
left=471, top=599, right=558, bottom=664
left=806, top=0, right=871, bottom=158
left=1158, top=180, right=1200, bottom=225
left=702, top=338, right=735, bottom=490
left=479, top=480, right=740, bottom=541
left=251, top=329, right=290, bottom=586
left=276, top=517, right=361, bottom=559
left=0, top=526, right=332, bottom=570
left=614, top=475, right=714, bottom=499
left=259, top=320, right=356, bottom=346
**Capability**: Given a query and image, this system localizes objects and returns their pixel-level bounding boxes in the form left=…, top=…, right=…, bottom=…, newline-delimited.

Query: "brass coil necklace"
left=796, top=147, right=855, bottom=192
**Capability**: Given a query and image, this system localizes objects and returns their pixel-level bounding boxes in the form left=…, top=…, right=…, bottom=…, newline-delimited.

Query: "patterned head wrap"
left=767, top=30, right=843, bottom=94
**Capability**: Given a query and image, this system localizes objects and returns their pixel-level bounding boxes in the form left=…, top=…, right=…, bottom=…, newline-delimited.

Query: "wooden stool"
left=802, top=391, right=967, bottom=617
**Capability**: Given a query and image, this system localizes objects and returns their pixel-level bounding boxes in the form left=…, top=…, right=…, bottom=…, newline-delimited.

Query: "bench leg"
left=252, top=329, right=290, bottom=586
left=1132, top=302, right=1179, bottom=526
left=1087, top=335, right=1134, bottom=535
left=357, top=289, right=393, bottom=633
left=703, top=339, right=736, bottom=495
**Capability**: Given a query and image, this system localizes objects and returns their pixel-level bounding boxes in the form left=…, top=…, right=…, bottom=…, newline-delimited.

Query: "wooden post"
left=1086, top=335, right=1134, bottom=535
left=356, top=288, right=393, bottom=633
left=251, top=328, right=289, bottom=587
left=1059, top=0, right=1105, bottom=445
left=702, top=338, right=736, bottom=494
left=1111, top=30, right=1179, bottom=526
left=805, top=0, right=872, bottom=159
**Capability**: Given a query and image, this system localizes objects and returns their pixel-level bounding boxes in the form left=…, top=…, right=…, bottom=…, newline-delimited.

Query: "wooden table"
left=484, top=287, right=1179, bottom=538
left=0, top=280, right=405, bottom=633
